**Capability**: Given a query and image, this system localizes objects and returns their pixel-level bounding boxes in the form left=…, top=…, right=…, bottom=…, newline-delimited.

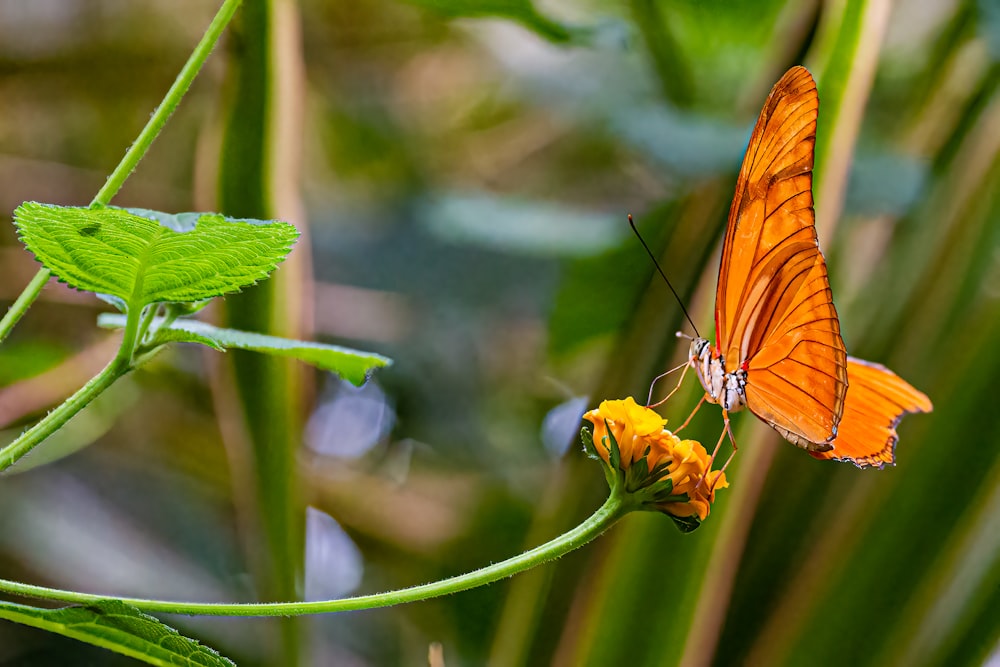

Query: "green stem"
left=136, top=305, right=159, bottom=346
left=0, top=489, right=633, bottom=616
left=0, top=358, right=124, bottom=472
left=115, top=302, right=144, bottom=365
left=0, top=268, right=50, bottom=344
left=0, top=0, right=243, bottom=344
left=91, top=0, right=243, bottom=208
left=0, top=305, right=143, bottom=472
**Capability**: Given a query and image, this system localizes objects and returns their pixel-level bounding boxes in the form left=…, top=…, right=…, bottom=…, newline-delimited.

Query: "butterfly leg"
left=708, top=415, right=739, bottom=492
left=647, top=360, right=691, bottom=408
left=700, top=410, right=738, bottom=492
left=674, top=393, right=706, bottom=433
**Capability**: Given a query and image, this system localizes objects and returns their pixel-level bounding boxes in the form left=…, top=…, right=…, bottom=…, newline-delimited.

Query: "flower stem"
left=0, top=488, right=633, bottom=616
left=0, top=0, right=243, bottom=344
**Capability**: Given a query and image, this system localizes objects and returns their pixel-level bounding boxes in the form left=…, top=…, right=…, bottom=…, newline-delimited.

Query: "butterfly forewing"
left=714, top=66, right=848, bottom=448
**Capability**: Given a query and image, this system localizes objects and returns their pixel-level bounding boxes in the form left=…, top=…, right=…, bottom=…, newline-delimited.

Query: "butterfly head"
left=690, top=337, right=721, bottom=402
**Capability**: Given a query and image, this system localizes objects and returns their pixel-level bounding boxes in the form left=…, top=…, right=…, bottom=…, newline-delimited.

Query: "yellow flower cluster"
left=583, top=397, right=727, bottom=523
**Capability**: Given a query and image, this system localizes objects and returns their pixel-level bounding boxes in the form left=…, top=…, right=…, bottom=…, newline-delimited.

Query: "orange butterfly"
left=687, top=66, right=931, bottom=468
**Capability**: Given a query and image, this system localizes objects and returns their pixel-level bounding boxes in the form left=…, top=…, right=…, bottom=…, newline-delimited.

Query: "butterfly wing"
left=714, top=66, right=848, bottom=450
left=809, top=357, right=933, bottom=467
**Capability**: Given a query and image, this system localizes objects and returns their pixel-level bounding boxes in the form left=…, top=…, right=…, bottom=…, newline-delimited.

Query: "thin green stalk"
left=0, top=268, right=50, bottom=344
left=136, top=305, right=159, bottom=346
left=0, top=489, right=633, bottom=616
left=91, top=0, right=243, bottom=207
left=0, top=0, right=243, bottom=345
left=0, top=358, right=123, bottom=472
left=114, top=301, right=144, bottom=366
left=0, top=305, right=143, bottom=472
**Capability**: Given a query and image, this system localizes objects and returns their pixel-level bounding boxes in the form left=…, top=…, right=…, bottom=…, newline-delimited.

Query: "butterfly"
left=687, top=66, right=932, bottom=468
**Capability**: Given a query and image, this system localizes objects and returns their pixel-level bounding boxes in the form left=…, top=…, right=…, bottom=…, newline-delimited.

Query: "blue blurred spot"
left=306, top=379, right=395, bottom=458
left=541, top=395, right=590, bottom=458
left=305, top=507, right=364, bottom=601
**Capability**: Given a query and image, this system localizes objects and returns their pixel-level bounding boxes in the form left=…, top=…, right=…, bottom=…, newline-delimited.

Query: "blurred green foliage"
left=0, top=0, right=997, bottom=665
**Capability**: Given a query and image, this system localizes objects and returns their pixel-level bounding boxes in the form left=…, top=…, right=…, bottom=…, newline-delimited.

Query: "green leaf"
left=14, top=203, right=299, bottom=309
left=98, top=314, right=391, bottom=386
left=148, top=324, right=227, bottom=352
left=0, top=600, right=234, bottom=666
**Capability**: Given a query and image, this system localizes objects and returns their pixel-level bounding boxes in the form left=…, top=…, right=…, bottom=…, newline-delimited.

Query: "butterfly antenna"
left=628, top=214, right=700, bottom=338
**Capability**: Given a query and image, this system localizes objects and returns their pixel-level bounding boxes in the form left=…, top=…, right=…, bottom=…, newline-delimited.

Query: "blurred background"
left=0, top=0, right=997, bottom=665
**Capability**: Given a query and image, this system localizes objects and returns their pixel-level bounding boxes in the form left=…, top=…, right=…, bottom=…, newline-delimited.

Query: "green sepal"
left=580, top=426, right=599, bottom=460
left=648, top=460, right=672, bottom=481
left=668, top=513, right=702, bottom=533
left=644, top=476, right=674, bottom=499
left=601, top=459, right=618, bottom=491
left=625, top=456, right=649, bottom=492
left=582, top=426, right=618, bottom=490
left=603, top=419, right=621, bottom=471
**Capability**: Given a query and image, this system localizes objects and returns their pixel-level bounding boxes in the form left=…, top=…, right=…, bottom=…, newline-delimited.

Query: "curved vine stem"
left=0, top=489, right=633, bottom=616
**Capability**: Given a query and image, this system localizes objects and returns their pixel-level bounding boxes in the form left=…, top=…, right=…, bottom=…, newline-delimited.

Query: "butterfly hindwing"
left=810, top=357, right=933, bottom=467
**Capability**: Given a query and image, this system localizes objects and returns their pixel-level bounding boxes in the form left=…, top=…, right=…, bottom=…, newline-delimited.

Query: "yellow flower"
left=583, top=397, right=728, bottom=530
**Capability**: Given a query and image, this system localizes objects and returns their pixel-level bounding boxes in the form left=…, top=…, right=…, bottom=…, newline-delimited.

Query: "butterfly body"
left=690, top=337, right=747, bottom=416
left=682, top=65, right=931, bottom=468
